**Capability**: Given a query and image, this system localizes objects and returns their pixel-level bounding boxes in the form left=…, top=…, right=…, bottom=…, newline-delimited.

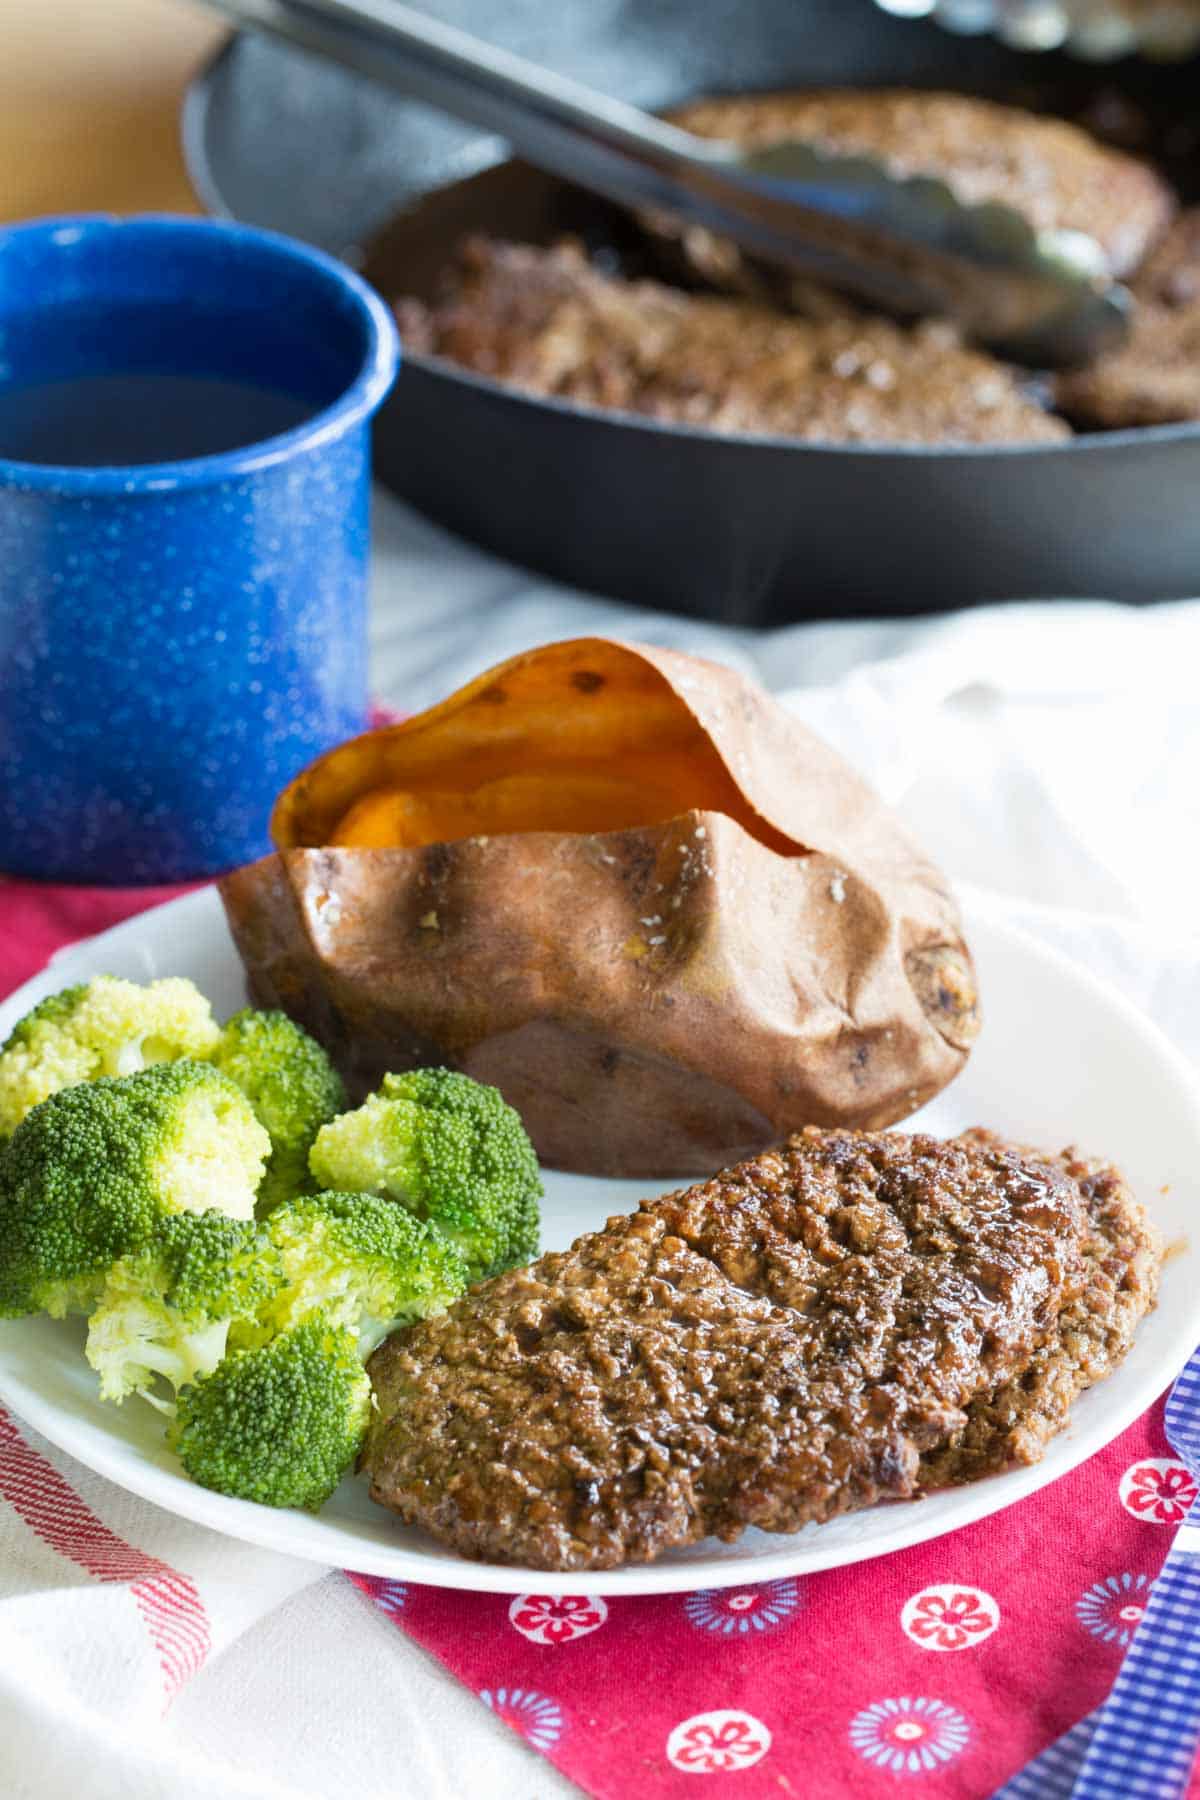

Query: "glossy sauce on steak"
left=363, top=1129, right=1158, bottom=1570
left=923, top=1133, right=1161, bottom=1483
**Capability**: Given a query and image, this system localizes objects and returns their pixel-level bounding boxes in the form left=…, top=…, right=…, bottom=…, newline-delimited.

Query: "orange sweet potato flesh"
left=272, top=639, right=799, bottom=858
left=331, top=769, right=728, bottom=851
left=225, top=638, right=978, bottom=1178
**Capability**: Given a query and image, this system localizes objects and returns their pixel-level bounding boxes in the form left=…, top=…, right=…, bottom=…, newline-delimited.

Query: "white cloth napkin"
left=2, top=489, right=1199, bottom=1800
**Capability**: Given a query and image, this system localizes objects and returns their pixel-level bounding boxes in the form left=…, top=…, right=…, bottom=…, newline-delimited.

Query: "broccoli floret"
left=85, top=1212, right=281, bottom=1408
left=5, top=986, right=88, bottom=1042
left=255, top=1190, right=466, bottom=1354
left=0, top=1062, right=270, bottom=1319
left=210, top=1009, right=346, bottom=1214
left=0, top=976, right=220, bottom=1138
left=308, top=1067, right=541, bottom=1282
left=167, top=1316, right=371, bottom=1510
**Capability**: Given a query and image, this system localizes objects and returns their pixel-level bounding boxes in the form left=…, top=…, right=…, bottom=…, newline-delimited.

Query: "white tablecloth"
left=3, top=489, right=1199, bottom=1799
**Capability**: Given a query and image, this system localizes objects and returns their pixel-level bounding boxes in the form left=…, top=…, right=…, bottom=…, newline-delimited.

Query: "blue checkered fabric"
left=1164, top=1349, right=1200, bottom=1490
left=992, top=1712, right=1098, bottom=1798
left=1068, top=1346, right=1200, bottom=1800
left=992, top=1347, right=1200, bottom=1800
left=1069, top=1499, right=1200, bottom=1797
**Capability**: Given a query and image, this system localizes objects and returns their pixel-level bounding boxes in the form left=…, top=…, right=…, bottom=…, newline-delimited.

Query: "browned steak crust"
left=362, top=1128, right=1158, bottom=1571
left=670, top=89, right=1173, bottom=278
left=1056, top=209, right=1200, bottom=427
left=1134, top=208, right=1200, bottom=308
left=923, top=1135, right=1161, bottom=1483
left=398, top=238, right=1068, bottom=445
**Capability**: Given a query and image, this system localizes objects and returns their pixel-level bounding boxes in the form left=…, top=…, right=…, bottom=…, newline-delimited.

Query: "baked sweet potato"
left=220, top=638, right=978, bottom=1177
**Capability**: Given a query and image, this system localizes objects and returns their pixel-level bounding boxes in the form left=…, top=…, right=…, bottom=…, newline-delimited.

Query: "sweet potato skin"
left=221, top=639, right=977, bottom=1177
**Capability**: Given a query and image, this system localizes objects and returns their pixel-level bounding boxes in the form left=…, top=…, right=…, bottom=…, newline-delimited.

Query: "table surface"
left=0, top=0, right=224, bottom=221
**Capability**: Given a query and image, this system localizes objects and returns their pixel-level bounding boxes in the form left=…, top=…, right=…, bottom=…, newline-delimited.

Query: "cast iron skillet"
left=186, top=0, right=1200, bottom=620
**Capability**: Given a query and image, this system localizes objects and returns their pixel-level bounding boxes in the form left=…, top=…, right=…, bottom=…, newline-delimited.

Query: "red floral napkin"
left=2, top=873, right=1197, bottom=1799
left=348, top=1407, right=1197, bottom=1797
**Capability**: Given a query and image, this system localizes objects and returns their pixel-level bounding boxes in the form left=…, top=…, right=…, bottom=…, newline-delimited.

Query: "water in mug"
left=0, top=372, right=315, bottom=466
left=0, top=302, right=332, bottom=467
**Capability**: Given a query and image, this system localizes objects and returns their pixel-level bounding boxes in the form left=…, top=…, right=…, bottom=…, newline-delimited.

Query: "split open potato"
left=220, top=638, right=978, bottom=1177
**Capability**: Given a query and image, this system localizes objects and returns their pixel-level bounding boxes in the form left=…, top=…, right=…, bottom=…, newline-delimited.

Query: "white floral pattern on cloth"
left=478, top=1687, right=564, bottom=1752
left=1118, top=1459, right=1199, bottom=1525
left=508, top=1594, right=608, bottom=1645
left=1076, top=1572, right=1153, bottom=1645
left=849, top=1697, right=971, bottom=1774
left=900, top=1585, right=1000, bottom=1652
left=666, top=1710, right=772, bottom=1774
left=683, top=1580, right=802, bottom=1636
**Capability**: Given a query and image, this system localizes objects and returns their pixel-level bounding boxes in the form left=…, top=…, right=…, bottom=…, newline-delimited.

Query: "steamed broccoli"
left=0, top=976, right=221, bottom=1139
left=85, top=1212, right=281, bottom=1409
left=0, top=1062, right=270, bottom=1319
left=168, top=1316, right=371, bottom=1510
left=253, top=1189, right=467, bottom=1354
left=210, top=1009, right=346, bottom=1214
left=308, top=1067, right=541, bottom=1282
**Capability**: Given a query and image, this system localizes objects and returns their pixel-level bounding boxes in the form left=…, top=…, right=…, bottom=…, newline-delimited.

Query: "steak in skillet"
left=1055, top=208, right=1200, bottom=427
left=363, top=1128, right=1159, bottom=1570
left=397, top=237, right=1069, bottom=445
left=669, top=89, right=1173, bottom=280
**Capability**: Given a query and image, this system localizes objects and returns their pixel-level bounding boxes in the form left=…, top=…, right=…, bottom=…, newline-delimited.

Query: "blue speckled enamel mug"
left=0, top=214, right=399, bottom=883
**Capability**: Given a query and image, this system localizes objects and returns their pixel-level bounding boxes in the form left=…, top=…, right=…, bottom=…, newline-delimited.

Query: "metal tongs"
left=203, top=0, right=1131, bottom=365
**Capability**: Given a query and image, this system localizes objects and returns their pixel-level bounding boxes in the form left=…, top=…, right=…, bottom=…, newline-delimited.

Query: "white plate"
left=0, top=886, right=1196, bottom=1596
